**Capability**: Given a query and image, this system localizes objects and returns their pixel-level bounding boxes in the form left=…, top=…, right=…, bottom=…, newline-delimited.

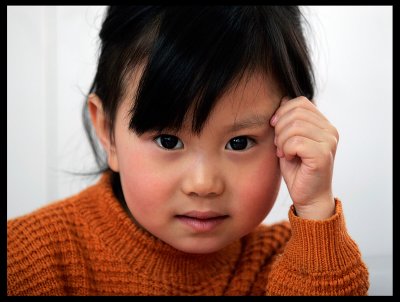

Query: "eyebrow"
left=226, top=113, right=272, bottom=132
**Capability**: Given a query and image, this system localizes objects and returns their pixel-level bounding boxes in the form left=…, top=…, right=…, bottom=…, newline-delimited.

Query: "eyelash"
left=225, top=136, right=256, bottom=151
left=153, top=134, right=257, bottom=151
left=153, top=134, right=184, bottom=150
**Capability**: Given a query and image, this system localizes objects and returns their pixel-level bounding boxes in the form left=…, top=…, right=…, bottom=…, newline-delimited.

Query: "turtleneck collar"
left=78, top=172, right=243, bottom=286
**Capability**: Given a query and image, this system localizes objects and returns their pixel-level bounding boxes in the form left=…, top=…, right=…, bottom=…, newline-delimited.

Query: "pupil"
left=161, top=135, right=178, bottom=149
left=230, top=137, right=247, bottom=150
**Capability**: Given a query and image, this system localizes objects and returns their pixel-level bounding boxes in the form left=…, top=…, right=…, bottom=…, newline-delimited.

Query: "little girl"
left=7, top=6, right=369, bottom=295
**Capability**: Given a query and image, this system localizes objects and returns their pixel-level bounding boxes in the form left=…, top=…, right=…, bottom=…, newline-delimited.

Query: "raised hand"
left=270, top=96, right=339, bottom=220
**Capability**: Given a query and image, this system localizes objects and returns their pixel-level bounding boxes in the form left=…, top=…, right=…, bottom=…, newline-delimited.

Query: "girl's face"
left=105, top=72, right=282, bottom=254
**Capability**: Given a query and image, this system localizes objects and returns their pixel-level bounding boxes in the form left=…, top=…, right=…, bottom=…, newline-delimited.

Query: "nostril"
left=188, top=191, right=219, bottom=198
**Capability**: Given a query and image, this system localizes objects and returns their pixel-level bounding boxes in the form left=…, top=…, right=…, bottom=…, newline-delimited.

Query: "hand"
left=270, top=96, right=339, bottom=220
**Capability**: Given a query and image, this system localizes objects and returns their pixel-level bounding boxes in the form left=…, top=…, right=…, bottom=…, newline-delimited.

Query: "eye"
left=154, top=135, right=184, bottom=150
left=225, top=136, right=255, bottom=151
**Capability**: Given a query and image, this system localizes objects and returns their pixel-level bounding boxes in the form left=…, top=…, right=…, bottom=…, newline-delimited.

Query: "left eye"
left=225, top=136, right=255, bottom=151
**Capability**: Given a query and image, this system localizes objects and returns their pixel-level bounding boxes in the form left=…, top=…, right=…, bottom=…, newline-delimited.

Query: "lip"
left=179, top=210, right=227, bottom=219
left=176, top=211, right=229, bottom=232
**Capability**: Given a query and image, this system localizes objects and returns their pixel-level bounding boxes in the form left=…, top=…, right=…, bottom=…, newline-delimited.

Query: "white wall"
left=7, top=6, right=392, bottom=295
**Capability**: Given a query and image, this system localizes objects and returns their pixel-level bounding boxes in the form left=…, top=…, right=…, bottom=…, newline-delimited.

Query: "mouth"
left=175, top=211, right=229, bottom=232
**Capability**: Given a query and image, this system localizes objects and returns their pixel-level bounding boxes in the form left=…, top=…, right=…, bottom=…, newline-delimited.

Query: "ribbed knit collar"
left=79, top=172, right=243, bottom=286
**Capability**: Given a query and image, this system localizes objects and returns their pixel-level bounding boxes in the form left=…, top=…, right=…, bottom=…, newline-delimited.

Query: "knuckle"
left=312, top=149, right=333, bottom=171
left=321, top=146, right=335, bottom=162
left=326, top=125, right=339, bottom=144
left=291, top=119, right=302, bottom=128
left=328, top=137, right=338, bottom=152
left=297, top=96, right=312, bottom=106
left=299, top=96, right=309, bottom=103
left=321, top=146, right=332, bottom=158
left=289, top=136, right=304, bottom=147
left=333, top=126, right=340, bottom=141
left=292, top=107, right=308, bottom=121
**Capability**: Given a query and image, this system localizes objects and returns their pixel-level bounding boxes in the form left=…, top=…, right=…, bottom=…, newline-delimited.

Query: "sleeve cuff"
left=285, top=198, right=362, bottom=272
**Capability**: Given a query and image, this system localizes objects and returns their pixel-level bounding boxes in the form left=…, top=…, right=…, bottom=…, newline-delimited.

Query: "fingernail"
left=270, top=114, right=277, bottom=126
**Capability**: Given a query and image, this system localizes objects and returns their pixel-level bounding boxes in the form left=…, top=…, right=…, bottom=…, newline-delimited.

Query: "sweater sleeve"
left=265, top=199, right=369, bottom=296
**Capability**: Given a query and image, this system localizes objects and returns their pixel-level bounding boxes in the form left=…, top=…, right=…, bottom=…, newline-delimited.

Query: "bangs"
left=127, top=6, right=313, bottom=135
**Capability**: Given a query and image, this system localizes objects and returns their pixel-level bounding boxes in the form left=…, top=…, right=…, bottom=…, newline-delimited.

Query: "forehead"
left=202, top=72, right=282, bottom=125
left=119, top=68, right=282, bottom=133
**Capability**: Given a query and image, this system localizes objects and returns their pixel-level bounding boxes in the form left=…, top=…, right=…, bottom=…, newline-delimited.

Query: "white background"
left=7, top=6, right=392, bottom=295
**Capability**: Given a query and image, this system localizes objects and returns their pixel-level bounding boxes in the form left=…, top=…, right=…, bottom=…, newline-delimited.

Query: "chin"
left=172, top=239, right=232, bottom=255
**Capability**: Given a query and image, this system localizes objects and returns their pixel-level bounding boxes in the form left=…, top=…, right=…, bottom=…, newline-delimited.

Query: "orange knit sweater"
left=7, top=173, right=369, bottom=296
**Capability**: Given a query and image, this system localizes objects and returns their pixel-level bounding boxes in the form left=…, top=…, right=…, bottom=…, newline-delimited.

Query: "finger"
left=270, top=96, right=290, bottom=126
left=274, top=120, right=327, bottom=153
left=271, top=96, right=324, bottom=127
left=280, top=136, right=333, bottom=169
left=281, top=96, right=291, bottom=105
left=274, top=106, right=329, bottom=135
left=275, top=118, right=338, bottom=160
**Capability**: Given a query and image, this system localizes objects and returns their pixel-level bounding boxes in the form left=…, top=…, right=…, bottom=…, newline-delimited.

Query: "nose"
left=181, top=157, right=225, bottom=198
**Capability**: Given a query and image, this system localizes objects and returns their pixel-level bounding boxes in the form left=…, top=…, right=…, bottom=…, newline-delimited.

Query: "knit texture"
left=7, top=173, right=369, bottom=296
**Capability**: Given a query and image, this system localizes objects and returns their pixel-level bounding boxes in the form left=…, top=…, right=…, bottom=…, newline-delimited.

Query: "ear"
left=87, top=93, right=119, bottom=172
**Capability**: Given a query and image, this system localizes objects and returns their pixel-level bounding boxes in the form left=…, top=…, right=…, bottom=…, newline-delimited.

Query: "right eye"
left=154, top=135, right=184, bottom=150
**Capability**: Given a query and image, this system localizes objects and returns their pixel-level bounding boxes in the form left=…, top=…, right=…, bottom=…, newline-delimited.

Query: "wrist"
left=293, top=195, right=336, bottom=220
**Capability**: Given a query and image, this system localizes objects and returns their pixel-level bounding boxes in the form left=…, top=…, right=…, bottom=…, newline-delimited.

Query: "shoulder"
left=7, top=182, right=92, bottom=244
left=8, top=193, right=81, bottom=248
left=7, top=174, right=109, bottom=250
left=7, top=178, right=103, bottom=295
left=7, top=173, right=118, bottom=295
left=8, top=197, right=76, bottom=246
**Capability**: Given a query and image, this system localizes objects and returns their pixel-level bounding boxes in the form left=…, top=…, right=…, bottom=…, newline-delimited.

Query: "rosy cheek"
left=118, top=148, right=158, bottom=206
left=237, top=153, right=281, bottom=218
left=119, top=147, right=180, bottom=219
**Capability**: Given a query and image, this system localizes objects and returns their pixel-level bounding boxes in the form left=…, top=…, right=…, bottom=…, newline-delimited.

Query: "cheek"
left=235, top=151, right=281, bottom=219
left=118, top=147, right=164, bottom=210
left=117, top=144, right=179, bottom=219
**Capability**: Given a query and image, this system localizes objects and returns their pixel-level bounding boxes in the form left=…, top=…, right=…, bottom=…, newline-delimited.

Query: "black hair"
left=82, top=6, right=315, bottom=192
